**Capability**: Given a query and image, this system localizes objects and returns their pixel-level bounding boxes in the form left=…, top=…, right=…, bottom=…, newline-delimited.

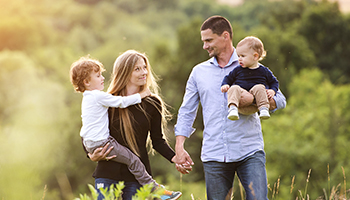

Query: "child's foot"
left=160, top=189, right=182, bottom=200
left=227, top=109, right=239, bottom=120
left=153, top=185, right=182, bottom=200
left=259, top=109, right=270, bottom=120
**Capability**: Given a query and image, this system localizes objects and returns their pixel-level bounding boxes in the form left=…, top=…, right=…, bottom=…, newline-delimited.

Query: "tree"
left=298, top=0, right=350, bottom=84
left=0, top=51, right=77, bottom=200
left=263, top=68, right=350, bottom=199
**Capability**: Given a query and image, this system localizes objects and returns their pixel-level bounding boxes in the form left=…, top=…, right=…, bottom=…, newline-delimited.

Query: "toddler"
left=221, top=36, right=279, bottom=120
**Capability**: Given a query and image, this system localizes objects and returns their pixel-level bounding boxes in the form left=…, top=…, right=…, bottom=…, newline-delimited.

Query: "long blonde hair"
left=107, top=50, right=171, bottom=156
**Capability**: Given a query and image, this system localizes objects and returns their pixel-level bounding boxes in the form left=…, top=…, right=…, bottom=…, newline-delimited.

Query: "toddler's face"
left=236, top=44, right=258, bottom=68
left=85, top=71, right=105, bottom=91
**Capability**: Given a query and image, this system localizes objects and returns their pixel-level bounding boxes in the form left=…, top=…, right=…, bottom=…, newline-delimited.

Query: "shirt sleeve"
left=174, top=70, right=200, bottom=138
left=265, top=67, right=279, bottom=93
left=149, top=98, right=176, bottom=163
left=271, top=89, right=287, bottom=113
left=221, top=68, right=236, bottom=86
left=97, top=91, right=141, bottom=108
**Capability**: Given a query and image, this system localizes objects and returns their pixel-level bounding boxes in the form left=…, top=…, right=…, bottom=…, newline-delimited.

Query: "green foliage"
left=74, top=183, right=166, bottom=200
left=297, top=0, right=350, bottom=84
left=264, top=68, right=350, bottom=199
left=0, top=0, right=350, bottom=199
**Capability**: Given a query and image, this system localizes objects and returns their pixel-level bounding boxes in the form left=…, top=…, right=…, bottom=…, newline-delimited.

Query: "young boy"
left=221, top=36, right=279, bottom=120
left=70, top=56, right=181, bottom=199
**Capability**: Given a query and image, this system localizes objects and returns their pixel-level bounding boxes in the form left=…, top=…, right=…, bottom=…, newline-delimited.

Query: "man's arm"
left=173, top=70, right=198, bottom=174
left=270, top=89, right=287, bottom=112
left=238, top=90, right=258, bottom=115
left=238, top=88, right=286, bottom=115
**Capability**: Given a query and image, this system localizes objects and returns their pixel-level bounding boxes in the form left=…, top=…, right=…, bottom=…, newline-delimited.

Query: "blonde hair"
left=70, top=56, right=105, bottom=92
left=237, top=36, right=267, bottom=61
left=107, top=50, right=171, bottom=156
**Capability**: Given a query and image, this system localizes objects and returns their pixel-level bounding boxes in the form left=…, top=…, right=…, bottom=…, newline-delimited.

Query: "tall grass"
left=38, top=166, right=350, bottom=200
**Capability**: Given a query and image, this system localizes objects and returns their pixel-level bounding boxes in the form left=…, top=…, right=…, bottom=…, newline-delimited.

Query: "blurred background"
left=1, top=0, right=350, bottom=199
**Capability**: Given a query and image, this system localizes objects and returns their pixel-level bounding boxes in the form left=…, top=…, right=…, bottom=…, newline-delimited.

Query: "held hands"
left=266, top=89, right=275, bottom=100
left=221, top=85, right=230, bottom=93
left=88, top=142, right=116, bottom=162
left=173, top=154, right=194, bottom=174
left=140, top=88, right=151, bottom=99
left=174, top=144, right=194, bottom=174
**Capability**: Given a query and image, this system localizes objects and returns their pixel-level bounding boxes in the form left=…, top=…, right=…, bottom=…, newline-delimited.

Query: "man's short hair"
left=200, top=15, right=233, bottom=40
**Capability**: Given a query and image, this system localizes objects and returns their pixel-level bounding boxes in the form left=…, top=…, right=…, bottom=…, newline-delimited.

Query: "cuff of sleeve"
left=174, top=125, right=196, bottom=138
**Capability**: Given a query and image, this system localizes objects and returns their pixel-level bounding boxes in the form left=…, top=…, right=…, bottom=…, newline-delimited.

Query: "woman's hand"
left=88, top=142, right=116, bottom=162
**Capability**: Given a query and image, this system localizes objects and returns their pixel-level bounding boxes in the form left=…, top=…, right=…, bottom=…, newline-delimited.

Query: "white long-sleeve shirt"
left=80, top=90, right=141, bottom=141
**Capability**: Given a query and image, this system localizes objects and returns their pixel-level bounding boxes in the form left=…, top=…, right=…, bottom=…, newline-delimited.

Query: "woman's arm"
left=149, top=98, right=176, bottom=162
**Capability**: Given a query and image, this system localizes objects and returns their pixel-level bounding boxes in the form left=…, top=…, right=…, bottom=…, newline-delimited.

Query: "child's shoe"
left=160, top=189, right=182, bottom=200
left=259, top=109, right=270, bottom=120
left=153, top=185, right=182, bottom=200
left=227, top=109, right=239, bottom=120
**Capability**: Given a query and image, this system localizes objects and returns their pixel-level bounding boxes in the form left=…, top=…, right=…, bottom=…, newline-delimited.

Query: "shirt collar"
left=210, top=48, right=238, bottom=68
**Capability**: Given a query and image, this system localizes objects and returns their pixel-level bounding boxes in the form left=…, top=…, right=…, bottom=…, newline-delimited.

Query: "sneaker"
left=259, top=109, right=270, bottom=120
left=160, top=189, right=182, bottom=200
left=227, top=109, right=239, bottom=120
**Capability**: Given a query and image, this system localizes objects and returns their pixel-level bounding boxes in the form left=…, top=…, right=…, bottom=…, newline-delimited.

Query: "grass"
left=37, top=165, right=350, bottom=200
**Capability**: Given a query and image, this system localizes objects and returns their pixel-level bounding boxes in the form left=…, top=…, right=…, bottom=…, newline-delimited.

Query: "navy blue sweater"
left=221, top=64, right=279, bottom=93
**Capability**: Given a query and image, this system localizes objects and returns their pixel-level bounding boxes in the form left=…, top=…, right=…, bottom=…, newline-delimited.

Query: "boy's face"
left=84, top=71, right=105, bottom=91
left=236, top=44, right=259, bottom=69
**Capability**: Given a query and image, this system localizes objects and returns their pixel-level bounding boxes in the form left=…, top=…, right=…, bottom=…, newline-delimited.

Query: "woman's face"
left=127, top=58, right=148, bottom=89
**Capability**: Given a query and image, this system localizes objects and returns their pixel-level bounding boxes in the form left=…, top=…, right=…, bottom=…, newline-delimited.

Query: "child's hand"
left=266, top=89, right=275, bottom=99
left=140, top=88, right=151, bottom=99
left=221, top=85, right=230, bottom=93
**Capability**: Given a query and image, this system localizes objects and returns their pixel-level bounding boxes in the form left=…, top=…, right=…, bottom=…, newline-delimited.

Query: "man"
left=174, top=16, right=286, bottom=200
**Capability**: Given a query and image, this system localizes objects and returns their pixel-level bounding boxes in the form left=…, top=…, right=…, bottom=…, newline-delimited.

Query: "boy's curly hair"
left=70, top=56, right=105, bottom=93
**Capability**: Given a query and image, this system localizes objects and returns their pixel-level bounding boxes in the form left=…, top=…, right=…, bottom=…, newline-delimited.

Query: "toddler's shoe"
left=259, top=109, right=270, bottom=120
left=227, top=109, right=239, bottom=120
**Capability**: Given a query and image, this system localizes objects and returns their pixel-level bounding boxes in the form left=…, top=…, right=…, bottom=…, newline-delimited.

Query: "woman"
left=87, top=50, right=184, bottom=200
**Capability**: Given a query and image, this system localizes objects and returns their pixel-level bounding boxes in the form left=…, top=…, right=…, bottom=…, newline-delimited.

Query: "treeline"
left=0, top=0, right=349, bottom=199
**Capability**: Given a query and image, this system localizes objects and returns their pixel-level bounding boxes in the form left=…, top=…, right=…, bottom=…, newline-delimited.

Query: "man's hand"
left=221, top=85, right=230, bottom=93
left=88, top=142, right=116, bottom=162
left=269, top=96, right=277, bottom=110
left=174, top=136, right=194, bottom=174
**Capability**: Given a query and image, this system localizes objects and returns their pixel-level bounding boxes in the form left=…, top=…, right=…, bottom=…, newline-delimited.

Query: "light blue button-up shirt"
left=175, top=51, right=286, bottom=162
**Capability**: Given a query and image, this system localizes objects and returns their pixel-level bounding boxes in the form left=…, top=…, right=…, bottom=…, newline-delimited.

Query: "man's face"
left=201, top=29, right=226, bottom=57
